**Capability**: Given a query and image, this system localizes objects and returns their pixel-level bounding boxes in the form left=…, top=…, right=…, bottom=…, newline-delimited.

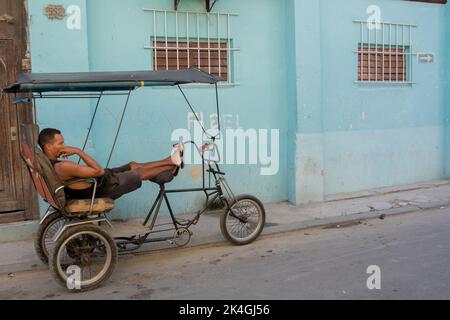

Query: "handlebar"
left=179, top=140, right=221, bottom=164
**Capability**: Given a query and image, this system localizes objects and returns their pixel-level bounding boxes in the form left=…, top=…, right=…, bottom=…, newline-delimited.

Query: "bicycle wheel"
left=49, top=224, right=117, bottom=292
left=220, top=194, right=266, bottom=245
left=34, top=212, right=65, bottom=265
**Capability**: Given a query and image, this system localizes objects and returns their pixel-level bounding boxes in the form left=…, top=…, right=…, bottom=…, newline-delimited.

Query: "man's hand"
left=59, top=146, right=80, bottom=159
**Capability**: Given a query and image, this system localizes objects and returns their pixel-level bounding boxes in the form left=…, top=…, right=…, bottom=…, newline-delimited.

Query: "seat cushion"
left=65, top=198, right=115, bottom=214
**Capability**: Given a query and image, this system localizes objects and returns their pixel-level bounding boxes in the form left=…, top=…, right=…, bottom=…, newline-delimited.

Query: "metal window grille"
left=153, top=40, right=229, bottom=81
left=143, top=8, right=239, bottom=85
left=358, top=46, right=407, bottom=81
left=354, top=20, right=416, bottom=84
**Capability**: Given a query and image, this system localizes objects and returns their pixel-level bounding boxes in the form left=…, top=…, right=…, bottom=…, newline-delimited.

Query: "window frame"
left=354, top=20, right=416, bottom=85
left=143, top=8, right=240, bottom=86
left=152, top=38, right=229, bottom=81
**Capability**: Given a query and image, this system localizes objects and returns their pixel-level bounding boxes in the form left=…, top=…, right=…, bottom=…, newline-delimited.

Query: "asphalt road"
left=0, top=207, right=449, bottom=300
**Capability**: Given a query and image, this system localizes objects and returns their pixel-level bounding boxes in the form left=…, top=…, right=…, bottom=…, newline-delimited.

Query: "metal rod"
left=360, top=22, right=363, bottom=81
left=149, top=191, right=164, bottom=231
left=207, top=13, right=211, bottom=74
left=177, top=85, right=210, bottom=138
left=202, top=147, right=206, bottom=189
left=218, top=12, right=221, bottom=77
left=165, top=187, right=218, bottom=193
left=353, top=20, right=416, bottom=27
left=396, top=24, right=398, bottom=82
left=368, top=24, right=371, bottom=81
left=382, top=23, right=384, bottom=82
left=32, top=93, right=130, bottom=98
left=146, top=227, right=177, bottom=234
left=144, top=193, right=161, bottom=226
left=78, top=91, right=103, bottom=164
left=163, top=194, right=179, bottom=230
left=106, top=89, right=132, bottom=168
left=197, top=12, right=200, bottom=68
left=146, top=46, right=239, bottom=51
left=227, top=14, right=231, bottom=83
left=141, top=236, right=174, bottom=244
left=88, top=179, right=98, bottom=215
left=215, top=83, right=221, bottom=139
left=143, top=8, right=238, bottom=16
left=165, top=11, right=168, bottom=70
left=209, top=161, right=211, bottom=187
left=354, top=81, right=415, bottom=84
left=187, top=12, right=190, bottom=69
left=154, top=10, right=158, bottom=70
left=389, top=24, right=392, bottom=82
left=402, top=25, right=405, bottom=82
left=375, top=22, right=378, bottom=82
left=409, top=25, right=412, bottom=82
left=176, top=10, right=179, bottom=70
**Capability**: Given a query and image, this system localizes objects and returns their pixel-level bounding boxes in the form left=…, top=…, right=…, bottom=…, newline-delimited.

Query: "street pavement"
left=0, top=206, right=449, bottom=300
left=2, top=179, right=450, bottom=275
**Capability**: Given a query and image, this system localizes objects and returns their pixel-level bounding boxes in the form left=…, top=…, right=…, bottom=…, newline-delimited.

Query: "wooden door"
left=0, top=0, right=38, bottom=223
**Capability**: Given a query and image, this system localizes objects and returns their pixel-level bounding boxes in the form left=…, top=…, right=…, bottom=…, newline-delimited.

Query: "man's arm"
left=55, top=147, right=105, bottom=179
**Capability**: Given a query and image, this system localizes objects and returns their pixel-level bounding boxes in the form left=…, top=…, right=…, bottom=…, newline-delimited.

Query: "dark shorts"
left=65, top=163, right=142, bottom=200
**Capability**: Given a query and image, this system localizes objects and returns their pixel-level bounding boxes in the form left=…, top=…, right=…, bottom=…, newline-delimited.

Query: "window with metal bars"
left=358, top=46, right=408, bottom=81
left=354, top=20, right=415, bottom=84
left=153, top=40, right=228, bottom=81
left=144, top=8, right=239, bottom=85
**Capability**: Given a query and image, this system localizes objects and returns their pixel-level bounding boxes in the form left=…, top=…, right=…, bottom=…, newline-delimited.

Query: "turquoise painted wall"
left=26, top=0, right=449, bottom=216
left=293, top=0, right=448, bottom=203
left=28, top=0, right=289, bottom=218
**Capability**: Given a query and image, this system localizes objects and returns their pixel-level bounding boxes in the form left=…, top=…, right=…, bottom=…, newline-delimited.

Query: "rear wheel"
left=220, top=194, right=265, bottom=245
left=49, top=224, right=117, bottom=292
left=34, top=212, right=65, bottom=265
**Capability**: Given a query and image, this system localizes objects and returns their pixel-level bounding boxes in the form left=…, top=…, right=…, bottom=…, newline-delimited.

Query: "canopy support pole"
left=177, top=84, right=221, bottom=140
left=177, top=84, right=212, bottom=139
left=214, top=83, right=220, bottom=140
left=78, top=90, right=103, bottom=164
left=106, top=89, right=133, bottom=168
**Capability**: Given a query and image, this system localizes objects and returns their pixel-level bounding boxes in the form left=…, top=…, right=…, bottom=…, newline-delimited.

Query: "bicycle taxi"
left=2, top=68, right=265, bottom=291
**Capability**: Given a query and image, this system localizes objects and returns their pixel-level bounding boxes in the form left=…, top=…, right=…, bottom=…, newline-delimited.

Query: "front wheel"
left=220, top=194, right=266, bottom=245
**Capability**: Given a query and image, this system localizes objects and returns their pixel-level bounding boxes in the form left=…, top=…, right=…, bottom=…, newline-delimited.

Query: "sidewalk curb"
left=3, top=199, right=448, bottom=275
left=260, top=201, right=450, bottom=237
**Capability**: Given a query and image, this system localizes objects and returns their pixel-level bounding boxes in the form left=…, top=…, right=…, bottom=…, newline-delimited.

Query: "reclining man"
left=38, top=128, right=183, bottom=200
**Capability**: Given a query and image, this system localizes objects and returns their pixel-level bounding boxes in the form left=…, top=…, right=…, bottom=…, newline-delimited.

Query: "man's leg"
left=129, top=156, right=175, bottom=171
left=135, top=165, right=177, bottom=181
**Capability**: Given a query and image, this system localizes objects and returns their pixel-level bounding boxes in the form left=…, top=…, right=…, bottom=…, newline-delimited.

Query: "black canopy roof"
left=3, top=67, right=222, bottom=93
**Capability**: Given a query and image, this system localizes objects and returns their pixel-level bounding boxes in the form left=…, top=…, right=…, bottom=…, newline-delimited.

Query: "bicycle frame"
left=115, top=140, right=239, bottom=252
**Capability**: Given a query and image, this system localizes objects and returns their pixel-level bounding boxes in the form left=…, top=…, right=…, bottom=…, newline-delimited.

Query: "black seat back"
left=19, top=123, right=66, bottom=209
